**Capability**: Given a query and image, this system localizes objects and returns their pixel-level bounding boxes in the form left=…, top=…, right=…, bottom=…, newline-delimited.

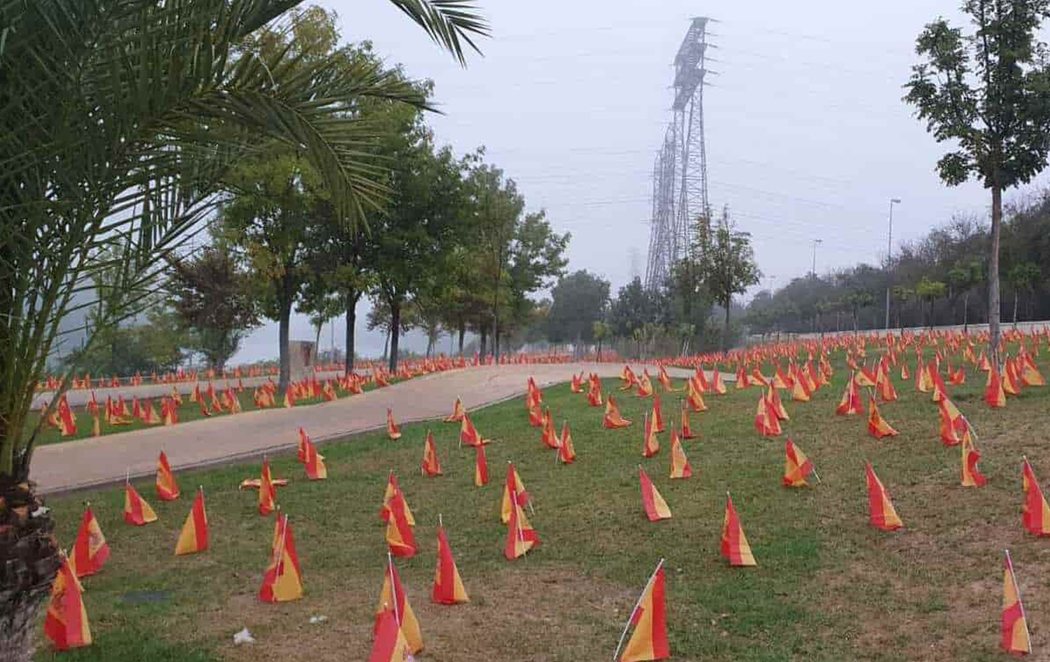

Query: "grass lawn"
left=36, top=351, right=1050, bottom=661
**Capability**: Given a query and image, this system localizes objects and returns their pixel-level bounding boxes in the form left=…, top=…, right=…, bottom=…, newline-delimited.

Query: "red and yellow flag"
left=867, top=398, right=898, bottom=439
left=985, top=367, right=1007, bottom=408
left=635, top=370, right=654, bottom=397
left=303, top=438, right=327, bottom=480
left=680, top=404, right=698, bottom=439
left=474, top=443, right=489, bottom=487
left=721, top=493, right=756, bottom=567
left=504, top=491, right=540, bottom=560
left=432, top=525, right=469, bottom=605
left=588, top=374, right=604, bottom=407
left=754, top=391, right=782, bottom=437
left=669, top=432, right=692, bottom=479
left=156, top=450, right=180, bottom=501
left=639, top=467, right=672, bottom=521
left=259, top=514, right=303, bottom=603
left=1001, top=550, right=1032, bottom=656
left=175, top=488, right=209, bottom=555
left=959, top=429, right=986, bottom=487
left=380, top=472, right=415, bottom=526
left=604, top=395, right=632, bottom=429
left=866, top=462, right=902, bottom=531
left=641, top=412, right=660, bottom=457
left=71, top=507, right=109, bottom=578
left=370, top=608, right=412, bottom=662
left=501, top=462, right=531, bottom=524
left=558, top=421, right=576, bottom=464
left=297, top=427, right=310, bottom=463
left=258, top=457, right=276, bottom=516
left=783, top=439, right=814, bottom=488
left=1022, top=458, right=1050, bottom=536
left=421, top=431, right=442, bottom=476
left=123, top=481, right=158, bottom=526
left=835, top=373, right=863, bottom=416
left=375, top=555, right=423, bottom=654
left=617, top=561, right=670, bottom=662
left=459, top=414, right=490, bottom=446
left=386, top=408, right=402, bottom=440
left=540, top=409, right=560, bottom=449
left=385, top=491, right=417, bottom=558
left=651, top=395, right=665, bottom=433
left=444, top=397, right=466, bottom=422
left=938, top=397, right=967, bottom=446
left=43, top=555, right=91, bottom=651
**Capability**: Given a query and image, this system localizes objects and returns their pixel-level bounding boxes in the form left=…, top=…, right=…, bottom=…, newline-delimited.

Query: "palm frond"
left=387, top=0, right=488, bottom=65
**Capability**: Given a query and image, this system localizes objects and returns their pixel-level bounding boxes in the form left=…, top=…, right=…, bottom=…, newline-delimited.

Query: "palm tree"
left=915, top=277, right=948, bottom=329
left=0, top=1, right=486, bottom=658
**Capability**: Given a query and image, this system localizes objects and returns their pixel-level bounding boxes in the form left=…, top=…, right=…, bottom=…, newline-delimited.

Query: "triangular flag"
left=474, top=443, right=489, bottom=487
left=385, top=491, right=417, bottom=558
left=370, top=608, right=412, bottom=662
left=865, top=462, right=903, bottom=531
left=721, top=493, right=757, bottom=566
left=156, top=451, right=180, bottom=501
left=421, top=431, right=442, bottom=476
left=303, top=438, right=327, bottom=480
left=604, top=395, right=632, bottom=429
left=960, top=429, right=986, bottom=488
left=504, top=491, right=540, bottom=560
left=867, top=398, right=898, bottom=439
left=374, top=555, right=423, bottom=654
left=642, top=413, right=660, bottom=457
left=258, top=457, right=276, bottom=516
left=617, top=561, right=670, bottom=662
left=386, top=408, right=402, bottom=440
left=783, top=439, right=814, bottom=487
left=1001, top=550, right=1032, bottom=655
left=123, top=481, right=158, bottom=526
left=639, top=467, right=672, bottom=521
left=380, top=473, right=416, bottom=526
left=432, top=524, right=469, bottom=605
left=175, top=488, right=209, bottom=555
left=444, top=397, right=466, bottom=422
left=1022, top=458, right=1050, bottom=536
left=500, top=463, right=531, bottom=524
left=71, top=507, right=109, bottom=578
left=669, top=432, right=692, bottom=479
left=258, top=514, right=303, bottom=603
left=43, top=555, right=92, bottom=651
left=558, top=421, right=576, bottom=463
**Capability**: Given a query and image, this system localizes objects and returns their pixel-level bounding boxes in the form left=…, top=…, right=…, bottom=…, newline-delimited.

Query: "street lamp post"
left=884, top=198, right=901, bottom=329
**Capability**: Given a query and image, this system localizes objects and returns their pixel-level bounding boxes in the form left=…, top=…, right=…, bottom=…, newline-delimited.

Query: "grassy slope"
left=36, top=352, right=1050, bottom=661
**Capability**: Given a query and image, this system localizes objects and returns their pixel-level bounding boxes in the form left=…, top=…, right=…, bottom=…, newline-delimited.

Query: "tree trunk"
left=277, top=275, right=293, bottom=397
left=0, top=479, right=62, bottom=662
left=722, top=298, right=731, bottom=351
left=988, top=185, right=1003, bottom=365
left=344, top=290, right=358, bottom=374
left=1013, top=290, right=1019, bottom=327
left=388, top=299, right=401, bottom=372
left=457, top=322, right=465, bottom=356
left=963, top=293, right=969, bottom=333
left=479, top=325, right=488, bottom=358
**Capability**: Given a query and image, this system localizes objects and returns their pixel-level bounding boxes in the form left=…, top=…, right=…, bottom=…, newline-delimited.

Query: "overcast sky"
left=232, top=0, right=1050, bottom=363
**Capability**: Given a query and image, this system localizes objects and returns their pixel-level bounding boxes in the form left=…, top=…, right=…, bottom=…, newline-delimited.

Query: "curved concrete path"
left=32, top=363, right=698, bottom=495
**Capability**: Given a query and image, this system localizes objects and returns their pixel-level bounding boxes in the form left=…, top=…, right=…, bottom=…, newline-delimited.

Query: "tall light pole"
left=884, top=198, right=901, bottom=329
left=811, top=239, right=823, bottom=276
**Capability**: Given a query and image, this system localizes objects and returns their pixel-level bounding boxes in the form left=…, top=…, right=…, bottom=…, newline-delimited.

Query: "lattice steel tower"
left=645, top=17, right=712, bottom=290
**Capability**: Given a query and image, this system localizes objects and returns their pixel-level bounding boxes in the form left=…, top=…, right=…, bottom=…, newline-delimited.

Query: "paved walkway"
left=32, top=363, right=697, bottom=495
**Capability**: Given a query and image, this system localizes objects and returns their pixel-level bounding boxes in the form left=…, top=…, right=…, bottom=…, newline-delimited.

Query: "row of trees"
left=67, top=10, right=568, bottom=393
left=543, top=208, right=760, bottom=357
left=745, top=192, right=1049, bottom=336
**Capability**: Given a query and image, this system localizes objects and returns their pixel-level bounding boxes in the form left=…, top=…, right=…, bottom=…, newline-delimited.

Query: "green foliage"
left=607, top=278, right=667, bottom=339
left=169, top=246, right=259, bottom=371
left=65, top=307, right=189, bottom=376
left=546, top=270, right=611, bottom=344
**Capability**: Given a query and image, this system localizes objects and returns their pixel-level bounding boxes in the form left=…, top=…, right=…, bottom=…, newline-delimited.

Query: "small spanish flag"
left=43, top=554, right=92, bottom=651
left=421, top=431, right=442, bottom=476
left=960, top=429, right=986, bottom=488
left=500, top=462, right=531, bottom=524
left=866, top=462, right=902, bottom=531
left=474, top=443, right=489, bottom=487
left=258, top=513, right=303, bottom=603
left=123, top=480, right=158, bottom=526
left=985, top=367, right=1007, bottom=408
left=432, top=522, right=469, bottom=605
left=639, top=467, right=672, bottom=521
left=374, top=554, right=423, bottom=653
left=651, top=395, right=665, bottom=433
left=642, top=413, right=660, bottom=458
left=504, top=491, right=540, bottom=560
left=71, top=507, right=109, bottom=578
left=459, top=414, right=490, bottom=446
left=379, top=472, right=415, bottom=526
left=175, top=487, right=209, bottom=555
left=558, top=422, right=576, bottom=464
left=156, top=451, right=180, bottom=501
left=603, top=395, right=632, bottom=429
left=385, top=491, right=417, bottom=558
left=303, top=438, right=327, bottom=480
left=444, top=397, right=466, bottom=422
left=866, top=397, right=898, bottom=439
left=297, top=427, right=310, bottom=463
left=616, top=560, right=669, bottom=662
left=386, top=408, right=402, bottom=440
left=1001, top=550, right=1032, bottom=655
left=721, top=492, right=756, bottom=567
left=835, top=373, right=863, bottom=416
left=783, top=439, right=814, bottom=487
left=1022, top=457, right=1050, bottom=536
left=668, top=432, right=692, bottom=479
left=370, top=607, right=412, bottom=662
